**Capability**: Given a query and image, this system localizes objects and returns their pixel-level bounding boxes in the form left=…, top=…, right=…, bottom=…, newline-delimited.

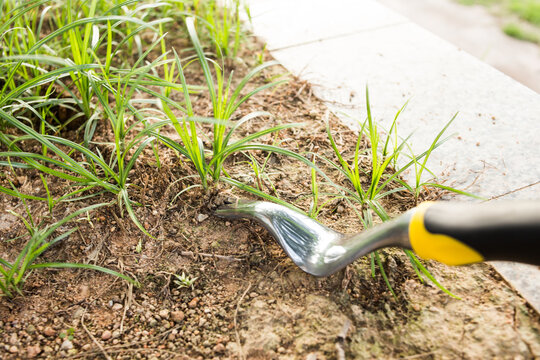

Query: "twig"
left=234, top=282, right=252, bottom=360
left=80, top=310, right=113, bottom=360
left=68, top=325, right=181, bottom=359
left=402, top=351, right=438, bottom=359
left=335, top=319, right=351, bottom=360
left=120, top=283, right=133, bottom=334
left=86, top=232, right=107, bottom=265
left=111, top=211, right=129, bottom=235
left=294, top=82, right=307, bottom=103
left=180, top=251, right=243, bottom=262
left=484, top=180, right=540, bottom=202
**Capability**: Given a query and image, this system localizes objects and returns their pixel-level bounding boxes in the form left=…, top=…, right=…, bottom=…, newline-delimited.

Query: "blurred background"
left=379, top=0, right=540, bottom=93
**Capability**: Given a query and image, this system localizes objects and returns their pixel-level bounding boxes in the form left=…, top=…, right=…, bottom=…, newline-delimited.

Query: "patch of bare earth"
left=0, top=36, right=539, bottom=360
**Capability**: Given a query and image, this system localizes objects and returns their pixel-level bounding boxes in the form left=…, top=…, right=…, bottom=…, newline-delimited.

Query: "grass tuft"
left=503, top=22, right=540, bottom=43
left=0, top=200, right=138, bottom=298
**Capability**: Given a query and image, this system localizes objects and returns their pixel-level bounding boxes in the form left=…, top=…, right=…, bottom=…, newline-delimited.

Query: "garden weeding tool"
left=216, top=200, right=540, bottom=276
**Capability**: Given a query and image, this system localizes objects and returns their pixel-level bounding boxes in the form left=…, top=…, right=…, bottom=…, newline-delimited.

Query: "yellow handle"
left=408, top=202, right=484, bottom=266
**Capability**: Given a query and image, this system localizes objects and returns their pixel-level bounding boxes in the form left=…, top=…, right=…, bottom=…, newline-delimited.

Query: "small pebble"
left=112, top=303, right=123, bottom=311
left=27, top=345, right=41, bottom=358
left=171, top=311, right=185, bottom=323
left=188, top=297, right=200, bottom=308
left=80, top=285, right=90, bottom=299
left=158, top=309, right=170, bottom=319
left=213, top=343, right=225, bottom=353
left=197, top=214, right=209, bottom=222
left=9, top=345, right=18, bottom=353
left=26, top=324, right=36, bottom=334
left=101, top=330, right=112, bottom=341
left=73, top=307, right=85, bottom=319
left=60, top=339, right=73, bottom=351
left=43, top=327, right=56, bottom=337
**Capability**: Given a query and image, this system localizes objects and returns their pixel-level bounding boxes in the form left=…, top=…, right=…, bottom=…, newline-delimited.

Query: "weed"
left=59, top=328, right=75, bottom=341
left=157, top=17, right=298, bottom=189
left=0, top=0, right=170, bottom=130
left=503, top=22, right=540, bottom=43
left=312, top=88, right=468, bottom=296
left=0, top=200, right=138, bottom=298
left=454, top=0, right=540, bottom=41
left=173, top=271, right=197, bottom=290
left=509, top=0, right=540, bottom=25
left=167, top=0, right=248, bottom=59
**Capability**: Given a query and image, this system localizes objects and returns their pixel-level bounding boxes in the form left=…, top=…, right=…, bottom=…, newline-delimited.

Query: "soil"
left=0, top=31, right=539, bottom=360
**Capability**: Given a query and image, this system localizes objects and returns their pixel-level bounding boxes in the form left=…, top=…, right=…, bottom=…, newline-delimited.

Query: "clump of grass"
left=503, top=22, right=540, bottom=43
left=201, top=0, right=244, bottom=58
left=157, top=17, right=297, bottom=190
left=0, top=45, right=173, bottom=236
left=509, top=0, right=540, bottom=25
left=0, top=3, right=177, bottom=236
left=308, top=88, right=475, bottom=297
left=0, top=0, right=170, bottom=130
left=0, top=0, right=304, bottom=298
left=454, top=0, right=540, bottom=43
left=173, top=271, right=198, bottom=290
left=166, top=0, right=248, bottom=59
left=0, top=200, right=138, bottom=298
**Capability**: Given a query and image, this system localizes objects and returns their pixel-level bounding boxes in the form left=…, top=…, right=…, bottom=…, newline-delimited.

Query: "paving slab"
left=247, top=0, right=540, bottom=312
left=246, top=0, right=407, bottom=51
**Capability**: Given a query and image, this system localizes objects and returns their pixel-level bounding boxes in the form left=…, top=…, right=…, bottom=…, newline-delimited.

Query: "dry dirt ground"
left=0, top=35, right=539, bottom=360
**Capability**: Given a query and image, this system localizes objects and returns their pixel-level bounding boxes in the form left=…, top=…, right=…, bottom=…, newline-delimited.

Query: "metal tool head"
left=216, top=200, right=412, bottom=276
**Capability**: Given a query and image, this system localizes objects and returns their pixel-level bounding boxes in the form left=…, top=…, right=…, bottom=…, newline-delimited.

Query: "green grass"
left=157, top=17, right=296, bottom=189
left=509, top=0, right=540, bottom=25
left=0, top=40, right=176, bottom=236
left=306, top=88, right=477, bottom=297
left=455, top=0, right=540, bottom=43
left=503, top=22, right=540, bottom=42
left=164, top=0, right=249, bottom=59
left=0, top=199, right=138, bottom=298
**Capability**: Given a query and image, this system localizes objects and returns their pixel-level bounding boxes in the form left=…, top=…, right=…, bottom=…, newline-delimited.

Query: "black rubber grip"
left=423, top=201, right=540, bottom=265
